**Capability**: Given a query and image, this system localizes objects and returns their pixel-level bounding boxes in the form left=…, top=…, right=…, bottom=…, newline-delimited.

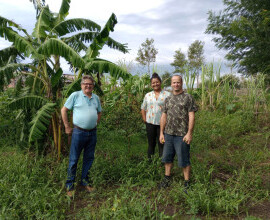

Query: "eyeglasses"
left=82, top=83, right=94, bottom=86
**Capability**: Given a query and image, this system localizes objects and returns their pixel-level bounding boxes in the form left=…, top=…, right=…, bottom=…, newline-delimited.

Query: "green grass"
left=0, top=109, right=270, bottom=219
left=0, top=147, right=68, bottom=219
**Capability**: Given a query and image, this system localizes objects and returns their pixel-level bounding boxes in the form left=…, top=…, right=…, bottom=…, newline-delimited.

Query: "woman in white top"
left=141, top=73, right=171, bottom=159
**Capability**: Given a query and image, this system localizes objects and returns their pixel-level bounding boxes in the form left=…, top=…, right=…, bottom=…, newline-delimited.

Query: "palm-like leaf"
left=107, top=37, right=129, bottom=54
left=61, top=31, right=98, bottom=52
left=32, top=6, right=53, bottom=41
left=93, top=82, right=104, bottom=96
left=0, top=26, right=39, bottom=58
left=28, top=102, right=57, bottom=142
left=51, top=68, right=63, bottom=88
left=62, top=32, right=129, bottom=54
left=0, top=63, right=28, bottom=75
left=0, top=63, right=28, bottom=90
left=0, top=46, right=20, bottom=66
left=29, top=0, right=46, bottom=16
left=57, top=0, right=71, bottom=22
left=0, top=16, right=30, bottom=38
left=85, top=58, right=131, bottom=80
left=53, top=18, right=100, bottom=37
left=7, top=95, right=48, bottom=111
left=85, top=13, right=118, bottom=59
left=38, top=38, right=85, bottom=68
left=63, top=77, right=81, bottom=97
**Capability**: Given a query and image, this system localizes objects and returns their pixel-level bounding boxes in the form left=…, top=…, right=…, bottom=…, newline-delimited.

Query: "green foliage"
left=135, top=38, right=158, bottom=74
left=0, top=0, right=130, bottom=155
left=188, top=40, right=205, bottom=73
left=161, top=71, right=172, bottom=87
left=28, top=102, right=57, bottom=142
left=38, top=38, right=85, bottom=68
left=206, top=0, right=270, bottom=75
left=100, top=75, right=149, bottom=149
left=1, top=104, right=270, bottom=218
left=0, top=148, right=68, bottom=219
left=171, top=40, right=205, bottom=86
left=183, top=66, right=196, bottom=95
left=170, top=49, right=187, bottom=74
left=7, top=95, right=48, bottom=111
left=86, top=13, right=118, bottom=59
left=200, top=63, right=268, bottom=113
left=188, top=40, right=205, bottom=87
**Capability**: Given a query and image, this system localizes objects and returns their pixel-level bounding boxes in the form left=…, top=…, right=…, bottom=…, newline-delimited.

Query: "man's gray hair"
left=81, top=75, right=95, bottom=84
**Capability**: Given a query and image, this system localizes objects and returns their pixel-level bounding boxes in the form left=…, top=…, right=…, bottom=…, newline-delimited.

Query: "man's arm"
left=97, top=112, right=102, bottom=124
left=141, top=109, right=146, bottom=123
left=61, top=106, right=73, bottom=135
left=159, top=113, right=167, bottom=143
left=183, top=111, right=195, bottom=145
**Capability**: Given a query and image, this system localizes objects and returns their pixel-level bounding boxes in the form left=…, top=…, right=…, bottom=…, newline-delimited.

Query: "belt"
left=74, top=125, right=96, bottom=132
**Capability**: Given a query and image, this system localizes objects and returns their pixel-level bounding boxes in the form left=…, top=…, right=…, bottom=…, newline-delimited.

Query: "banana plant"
left=0, top=0, right=130, bottom=159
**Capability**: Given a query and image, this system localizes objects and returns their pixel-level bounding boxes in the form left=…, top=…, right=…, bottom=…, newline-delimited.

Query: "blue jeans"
left=66, top=127, right=97, bottom=191
left=162, top=133, right=190, bottom=167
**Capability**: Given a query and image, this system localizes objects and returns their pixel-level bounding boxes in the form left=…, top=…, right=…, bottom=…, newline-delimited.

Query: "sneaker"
left=184, top=180, right=190, bottom=189
left=183, top=180, right=190, bottom=194
left=158, top=176, right=172, bottom=189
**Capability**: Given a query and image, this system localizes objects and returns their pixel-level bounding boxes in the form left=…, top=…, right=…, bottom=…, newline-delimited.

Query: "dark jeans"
left=66, top=127, right=97, bottom=191
left=162, top=133, right=190, bottom=167
left=146, top=122, right=164, bottom=159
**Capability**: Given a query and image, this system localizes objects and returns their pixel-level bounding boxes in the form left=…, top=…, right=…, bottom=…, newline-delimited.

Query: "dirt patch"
left=65, top=186, right=110, bottom=218
left=245, top=201, right=270, bottom=220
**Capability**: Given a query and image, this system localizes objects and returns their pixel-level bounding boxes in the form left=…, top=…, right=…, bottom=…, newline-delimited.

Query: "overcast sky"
left=0, top=0, right=229, bottom=73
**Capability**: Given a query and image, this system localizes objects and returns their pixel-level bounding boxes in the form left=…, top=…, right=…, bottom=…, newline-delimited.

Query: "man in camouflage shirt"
left=159, top=74, right=198, bottom=190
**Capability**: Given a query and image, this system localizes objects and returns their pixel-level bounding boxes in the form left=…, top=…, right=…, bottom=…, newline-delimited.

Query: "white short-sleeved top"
left=141, top=90, right=171, bottom=125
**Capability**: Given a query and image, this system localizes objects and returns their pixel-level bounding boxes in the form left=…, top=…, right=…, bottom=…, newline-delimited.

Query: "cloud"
left=0, top=0, right=227, bottom=72
left=114, top=0, right=225, bottom=63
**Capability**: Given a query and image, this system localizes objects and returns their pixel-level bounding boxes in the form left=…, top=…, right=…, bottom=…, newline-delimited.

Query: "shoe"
left=184, top=180, right=190, bottom=189
left=84, top=185, right=95, bottom=192
left=158, top=176, right=172, bottom=189
left=66, top=190, right=75, bottom=197
left=183, top=180, right=190, bottom=195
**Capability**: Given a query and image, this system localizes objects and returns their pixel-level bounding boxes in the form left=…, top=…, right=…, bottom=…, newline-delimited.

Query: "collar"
left=81, top=90, right=93, bottom=99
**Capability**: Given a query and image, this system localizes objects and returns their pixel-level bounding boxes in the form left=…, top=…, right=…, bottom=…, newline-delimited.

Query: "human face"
left=151, top=78, right=161, bottom=91
left=81, top=79, right=94, bottom=95
left=171, top=75, right=183, bottom=94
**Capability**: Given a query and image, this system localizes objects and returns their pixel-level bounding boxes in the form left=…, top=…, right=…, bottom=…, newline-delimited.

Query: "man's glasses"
left=82, top=83, right=94, bottom=86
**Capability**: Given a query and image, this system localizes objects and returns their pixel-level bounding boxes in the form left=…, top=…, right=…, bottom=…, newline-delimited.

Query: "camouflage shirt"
left=162, top=92, right=198, bottom=136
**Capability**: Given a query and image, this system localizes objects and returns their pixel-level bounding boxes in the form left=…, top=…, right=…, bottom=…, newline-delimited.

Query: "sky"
left=0, top=0, right=229, bottom=74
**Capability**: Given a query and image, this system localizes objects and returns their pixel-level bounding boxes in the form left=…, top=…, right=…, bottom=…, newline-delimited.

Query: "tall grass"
left=183, top=66, right=196, bottom=94
left=201, top=63, right=221, bottom=109
left=0, top=147, right=68, bottom=219
left=244, top=73, right=268, bottom=113
left=1, top=107, right=269, bottom=218
left=200, top=63, right=268, bottom=114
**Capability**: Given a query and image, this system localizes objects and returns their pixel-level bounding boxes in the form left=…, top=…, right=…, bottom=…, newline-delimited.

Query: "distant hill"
left=130, top=62, right=235, bottom=76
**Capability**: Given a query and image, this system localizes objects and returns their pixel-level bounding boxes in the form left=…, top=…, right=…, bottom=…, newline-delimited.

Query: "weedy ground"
left=0, top=109, right=270, bottom=219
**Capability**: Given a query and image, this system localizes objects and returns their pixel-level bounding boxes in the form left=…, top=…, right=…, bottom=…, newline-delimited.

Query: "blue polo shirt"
left=64, top=90, right=102, bottom=129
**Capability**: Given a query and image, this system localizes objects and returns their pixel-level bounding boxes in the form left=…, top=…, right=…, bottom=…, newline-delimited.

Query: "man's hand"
left=183, top=133, right=192, bottom=145
left=159, top=133, right=165, bottom=144
left=65, top=126, right=73, bottom=135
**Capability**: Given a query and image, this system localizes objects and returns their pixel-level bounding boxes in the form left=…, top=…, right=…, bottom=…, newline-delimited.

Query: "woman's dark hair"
left=151, top=72, right=162, bottom=83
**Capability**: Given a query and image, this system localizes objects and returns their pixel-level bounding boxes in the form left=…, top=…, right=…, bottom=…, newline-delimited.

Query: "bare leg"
left=183, top=165, right=191, bottom=181
left=165, top=163, right=173, bottom=176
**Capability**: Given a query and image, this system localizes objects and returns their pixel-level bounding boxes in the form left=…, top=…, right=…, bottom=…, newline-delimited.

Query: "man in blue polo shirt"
left=61, top=75, right=102, bottom=197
